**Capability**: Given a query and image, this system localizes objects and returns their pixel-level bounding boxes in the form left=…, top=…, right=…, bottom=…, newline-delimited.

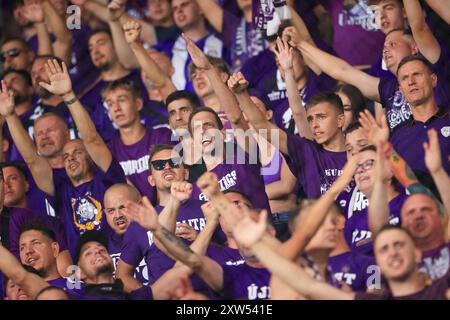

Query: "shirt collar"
left=407, top=108, right=448, bottom=128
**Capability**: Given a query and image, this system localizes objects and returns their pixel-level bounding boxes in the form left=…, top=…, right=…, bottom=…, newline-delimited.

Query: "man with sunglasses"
left=0, top=37, right=35, bottom=72
left=116, top=144, right=223, bottom=292
left=104, top=79, right=174, bottom=202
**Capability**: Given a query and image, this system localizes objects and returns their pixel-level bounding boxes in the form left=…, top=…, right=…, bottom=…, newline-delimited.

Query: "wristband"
left=384, top=143, right=394, bottom=156
left=64, top=96, right=78, bottom=105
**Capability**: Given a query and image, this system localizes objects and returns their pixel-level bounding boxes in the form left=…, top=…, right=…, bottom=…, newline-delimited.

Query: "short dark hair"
left=188, top=106, right=224, bottom=134
left=305, top=91, right=344, bottom=114
left=101, top=78, right=141, bottom=100
left=0, top=160, right=28, bottom=179
left=396, top=55, right=434, bottom=76
left=188, top=56, right=230, bottom=80
left=19, top=220, right=57, bottom=242
left=335, top=84, right=367, bottom=122
left=385, top=28, right=412, bottom=38
left=34, top=54, right=64, bottom=66
left=87, top=28, right=112, bottom=43
left=1, top=68, right=32, bottom=86
left=374, top=224, right=414, bottom=244
left=166, top=90, right=200, bottom=110
left=0, top=36, right=30, bottom=51
left=343, top=121, right=362, bottom=135
left=74, top=230, right=109, bottom=264
left=148, top=144, right=182, bottom=172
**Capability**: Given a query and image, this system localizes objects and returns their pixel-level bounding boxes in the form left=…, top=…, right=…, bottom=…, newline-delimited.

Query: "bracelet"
left=64, top=96, right=78, bottom=105
left=384, top=143, right=394, bottom=156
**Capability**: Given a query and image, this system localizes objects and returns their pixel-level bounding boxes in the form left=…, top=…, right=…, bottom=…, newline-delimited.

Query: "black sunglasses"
left=151, top=158, right=181, bottom=171
left=0, top=48, right=21, bottom=62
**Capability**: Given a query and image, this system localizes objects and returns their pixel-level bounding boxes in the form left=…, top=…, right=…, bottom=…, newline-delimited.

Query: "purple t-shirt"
left=419, top=241, right=450, bottom=281
left=108, top=231, right=148, bottom=285
left=139, top=100, right=169, bottom=128
left=355, top=270, right=450, bottom=300
left=286, top=134, right=347, bottom=198
left=107, top=127, right=174, bottom=198
left=320, top=0, right=385, bottom=66
left=218, top=264, right=271, bottom=300
left=219, top=10, right=267, bottom=71
left=328, top=250, right=376, bottom=291
left=47, top=276, right=84, bottom=299
left=344, top=192, right=406, bottom=255
left=154, top=34, right=225, bottom=92
left=190, top=144, right=271, bottom=213
left=390, top=109, right=450, bottom=176
left=120, top=199, right=206, bottom=284
left=379, top=50, right=450, bottom=131
left=206, top=244, right=245, bottom=266
left=52, top=160, right=126, bottom=257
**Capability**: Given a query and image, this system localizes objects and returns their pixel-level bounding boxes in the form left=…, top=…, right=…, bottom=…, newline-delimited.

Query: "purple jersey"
left=108, top=232, right=148, bottom=285
left=218, top=264, right=271, bottom=300
left=107, top=127, right=174, bottom=198
left=328, top=251, right=376, bottom=291
left=139, top=100, right=169, bottom=128
left=390, top=109, right=450, bottom=176
left=344, top=192, right=406, bottom=255
left=355, top=270, right=450, bottom=300
left=154, top=34, right=225, bottom=92
left=120, top=199, right=206, bottom=284
left=321, top=0, right=385, bottom=66
left=47, top=276, right=84, bottom=299
left=52, top=160, right=126, bottom=257
left=286, top=134, right=347, bottom=198
left=379, top=50, right=450, bottom=131
left=190, top=143, right=271, bottom=213
left=419, top=241, right=450, bottom=281
left=220, top=10, right=267, bottom=71
left=206, top=244, right=245, bottom=266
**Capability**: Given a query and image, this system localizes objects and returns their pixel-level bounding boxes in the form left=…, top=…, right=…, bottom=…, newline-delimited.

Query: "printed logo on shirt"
left=247, top=284, right=270, bottom=300
left=333, top=270, right=357, bottom=285
left=111, top=253, right=149, bottom=284
left=386, top=89, right=412, bottom=129
left=419, top=246, right=450, bottom=280
left=338, top=0, right=378, bottom=31
left=199, top=170, right=237, bottom=201
left=320, top=169, right=343, bottom=194
left=177, top=218, right=206, bottom=231
left=119, top=155, right=150, bottom=176
left=441, top=126, right=450, bottom=138
left=71, top=196, right=103, bottom=232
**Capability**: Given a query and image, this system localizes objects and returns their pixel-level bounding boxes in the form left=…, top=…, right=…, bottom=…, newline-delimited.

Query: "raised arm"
left=277, top=154, right=359, bottom=260
left=42, top=0, right=73, bottom=65
left=231, top=211, right=354, bottom=300
left=423, top=129, right=450, bottom=227
left=0, top=244, right=50, bottom=299
left=295, top=40, right=380, bottom=102
left=123, top=20, right=176, bottom=102
left=274, top=36, right=313, bottom=140
left=123, top=198, right=225, bottom=293
left=368, top=142, right=391, bottom=235
left=194, top=0, right=224, bottom=32
left=265, top=155, right=297, bottom=199
left=227, top=72, right=289, bottom=154
left=22, top=0, right=52, bottom=56
left=425, top=0, right=450, bottom=24
left=0, top=81, right=55, bottom=196
left=404, top=0, right=441, bottom=64
left=39, top=59, right=113, bottom=172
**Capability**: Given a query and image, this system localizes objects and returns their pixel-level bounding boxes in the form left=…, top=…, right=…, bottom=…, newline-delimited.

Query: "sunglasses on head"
left=0, top=48, right=21, bottom=62
left=151, top=158, right=181, bottom=171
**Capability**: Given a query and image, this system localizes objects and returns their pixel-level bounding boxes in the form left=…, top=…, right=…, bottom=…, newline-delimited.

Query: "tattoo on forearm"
left=160, top=227, right=194, bottom=254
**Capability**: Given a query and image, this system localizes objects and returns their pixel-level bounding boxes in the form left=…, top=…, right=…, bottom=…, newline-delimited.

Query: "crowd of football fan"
left=0, top=0, right=449, bottom=300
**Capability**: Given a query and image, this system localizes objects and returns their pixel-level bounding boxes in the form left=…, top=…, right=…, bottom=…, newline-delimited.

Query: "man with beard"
left=0, top=37, right=35, bottom=72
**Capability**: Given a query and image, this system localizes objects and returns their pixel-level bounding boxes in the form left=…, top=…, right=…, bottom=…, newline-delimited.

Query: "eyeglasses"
left=0, top=48, right=21, bottom=62
left=150, top=158, right=181, bottom=171
left=357, top=159, right=375, bottom=173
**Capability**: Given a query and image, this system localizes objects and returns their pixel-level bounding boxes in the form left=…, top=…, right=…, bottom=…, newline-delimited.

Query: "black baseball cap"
left=74, top=230, right=109, bottom=264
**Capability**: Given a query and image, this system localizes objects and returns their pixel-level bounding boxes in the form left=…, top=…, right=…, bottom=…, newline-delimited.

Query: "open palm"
left=0, top=80, right=15, bottom=117
left=359, top=110, right=389, bottom=147
left=275, top=37, right=293, bottom=71
left=39, top=59, right=72, bottom=96
left=423, top=129, right=442, bottom=174
left=182, top=33, right=211, bottom=70
left=123, top=196, right=159, bottom=231
left=232, top=210, right=267, bottom=248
